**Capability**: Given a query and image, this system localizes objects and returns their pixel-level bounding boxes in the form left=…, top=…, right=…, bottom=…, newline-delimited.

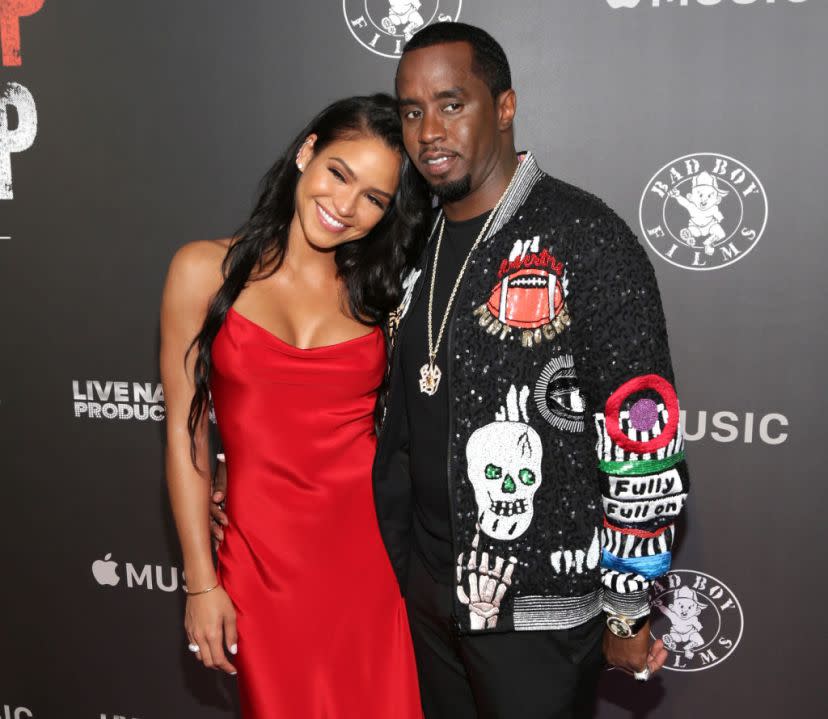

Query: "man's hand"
left=210, top=458, right=229, bottom=548
left=603, top=620, right=668, bottom=678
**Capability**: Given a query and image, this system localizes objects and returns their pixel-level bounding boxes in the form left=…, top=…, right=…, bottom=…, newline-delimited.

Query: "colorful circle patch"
left=604, top=374, right=679, bottom=454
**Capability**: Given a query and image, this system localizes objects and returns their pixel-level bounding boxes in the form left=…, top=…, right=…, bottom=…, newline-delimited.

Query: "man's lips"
left=419, top=151, right=459, bottom=177
left=315, top=202, right=349, bottom=233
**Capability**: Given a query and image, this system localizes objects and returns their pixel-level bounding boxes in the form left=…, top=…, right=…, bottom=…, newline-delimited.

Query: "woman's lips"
left=315, top=202, right=348, bottom=233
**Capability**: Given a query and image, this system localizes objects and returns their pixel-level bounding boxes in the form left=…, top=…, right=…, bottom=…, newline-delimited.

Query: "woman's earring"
left=296, top=138, right=314, bottom=171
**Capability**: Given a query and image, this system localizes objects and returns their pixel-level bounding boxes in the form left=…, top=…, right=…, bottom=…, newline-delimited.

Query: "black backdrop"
left=2, top=2, right=827, bottom=718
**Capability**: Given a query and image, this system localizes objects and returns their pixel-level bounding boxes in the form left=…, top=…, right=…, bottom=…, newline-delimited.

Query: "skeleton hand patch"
left=456, top=530, right=518, bottom=631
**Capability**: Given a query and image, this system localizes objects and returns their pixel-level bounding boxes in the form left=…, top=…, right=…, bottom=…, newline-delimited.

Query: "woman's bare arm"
left=160, top=239, right=237, bottom=673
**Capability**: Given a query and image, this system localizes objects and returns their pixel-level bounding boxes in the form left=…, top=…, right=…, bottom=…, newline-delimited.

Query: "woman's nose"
left=335, top=188, right=359, bottom=217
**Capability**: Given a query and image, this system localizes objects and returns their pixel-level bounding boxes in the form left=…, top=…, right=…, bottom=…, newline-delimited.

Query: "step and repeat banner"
left=1, top=1, right=825, bottom=717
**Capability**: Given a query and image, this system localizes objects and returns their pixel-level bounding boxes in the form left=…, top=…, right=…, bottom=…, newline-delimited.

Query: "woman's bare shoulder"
left=169, top=238, right=229, bottom=279
left=163, top=238, right=232, bottom=312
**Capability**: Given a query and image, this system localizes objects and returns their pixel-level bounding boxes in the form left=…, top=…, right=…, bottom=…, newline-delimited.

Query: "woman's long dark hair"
left=186, top=94, right=429, bottom=459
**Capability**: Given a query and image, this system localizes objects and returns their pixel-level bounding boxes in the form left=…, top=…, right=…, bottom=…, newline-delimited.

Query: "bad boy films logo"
left=639, top=153, right=767, bottom=271
left=650, top=569, right=744, bottom=671
left=343, top=1, right=462, bottom=59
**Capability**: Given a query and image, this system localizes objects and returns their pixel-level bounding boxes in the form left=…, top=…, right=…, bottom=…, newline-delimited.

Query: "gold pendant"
left=419, top=362, right=442, bottom=396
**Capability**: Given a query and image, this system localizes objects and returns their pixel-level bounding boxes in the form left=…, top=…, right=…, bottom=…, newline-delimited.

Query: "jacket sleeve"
left=564, top=211, right=689, bottom=620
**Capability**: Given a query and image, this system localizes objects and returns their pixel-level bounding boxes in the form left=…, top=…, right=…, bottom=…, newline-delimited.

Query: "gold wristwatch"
left=606, top=613, right=650, bottom=639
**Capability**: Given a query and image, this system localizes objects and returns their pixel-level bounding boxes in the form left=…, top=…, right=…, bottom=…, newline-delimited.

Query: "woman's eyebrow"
left=330, top=157, right=393, bottom=199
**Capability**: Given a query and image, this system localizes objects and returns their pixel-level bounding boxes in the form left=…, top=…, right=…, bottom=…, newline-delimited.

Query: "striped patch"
left=601, top=549, right=672, bottom=580
left=602, top=523, right=674, bottom=558
left=602, top=569, right=648, bottom=594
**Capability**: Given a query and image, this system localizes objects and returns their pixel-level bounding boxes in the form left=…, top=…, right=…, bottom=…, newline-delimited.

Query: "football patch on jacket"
left=473, top=237, right=570, bottom=347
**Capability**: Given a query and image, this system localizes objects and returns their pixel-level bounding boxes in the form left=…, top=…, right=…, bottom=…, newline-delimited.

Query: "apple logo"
left=606, top=0, right=640, bottom=8
left=92, top=553, right=120, bottom=586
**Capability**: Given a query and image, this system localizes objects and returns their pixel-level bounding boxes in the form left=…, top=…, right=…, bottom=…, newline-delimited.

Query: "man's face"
left=396, top=42, right=502, bottom=204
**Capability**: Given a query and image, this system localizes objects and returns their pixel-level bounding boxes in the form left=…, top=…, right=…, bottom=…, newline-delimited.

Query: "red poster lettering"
left=1, top=0, right=45, bottom=66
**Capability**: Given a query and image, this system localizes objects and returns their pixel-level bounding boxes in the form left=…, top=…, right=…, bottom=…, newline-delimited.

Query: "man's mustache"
left=418, top=148, right=461, bottom=161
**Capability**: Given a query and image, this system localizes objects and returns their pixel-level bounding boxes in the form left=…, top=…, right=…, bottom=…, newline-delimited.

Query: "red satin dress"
left=211, top=307, right=422, bottom=719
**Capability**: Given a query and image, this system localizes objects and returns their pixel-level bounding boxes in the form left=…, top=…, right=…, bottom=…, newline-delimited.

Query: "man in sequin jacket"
left=373, top=23, right=688, bottom=718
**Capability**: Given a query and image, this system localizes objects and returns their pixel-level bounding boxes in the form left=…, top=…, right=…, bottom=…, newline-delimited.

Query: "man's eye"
left=404, top=110, right=421, bottom=120
left=443, top=103, right=462, bottom=113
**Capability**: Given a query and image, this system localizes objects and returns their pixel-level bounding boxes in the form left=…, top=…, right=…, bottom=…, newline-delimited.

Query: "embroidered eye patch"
left=533, top=354, right=585, bottom=433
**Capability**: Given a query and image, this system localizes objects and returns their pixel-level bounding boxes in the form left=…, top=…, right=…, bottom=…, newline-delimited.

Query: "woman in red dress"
left=160, top=95, right=429, bottom=718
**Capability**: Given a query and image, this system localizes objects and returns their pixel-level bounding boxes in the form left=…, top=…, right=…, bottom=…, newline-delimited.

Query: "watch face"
left=607, top=615, right=633, bottom=639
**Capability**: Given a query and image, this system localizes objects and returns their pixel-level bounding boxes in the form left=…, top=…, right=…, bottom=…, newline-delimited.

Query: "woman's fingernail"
left=230, top=671, right=237, bottom=676
left=230, top=643, right=238, bottom=655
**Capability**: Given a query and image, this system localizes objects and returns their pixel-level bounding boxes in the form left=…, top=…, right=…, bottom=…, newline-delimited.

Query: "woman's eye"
left=330, top=168, right=345, bottom=181
left=367, top=195, right=384, bottom=209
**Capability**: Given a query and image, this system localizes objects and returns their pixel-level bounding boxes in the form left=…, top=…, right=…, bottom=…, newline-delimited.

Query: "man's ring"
left=188, top=643, right=200, bottom=653
left=633, top=667, right=651, bottom=681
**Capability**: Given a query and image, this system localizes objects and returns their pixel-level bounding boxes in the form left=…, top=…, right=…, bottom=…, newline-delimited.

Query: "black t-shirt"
left=400, top=210, right=489, bottom=585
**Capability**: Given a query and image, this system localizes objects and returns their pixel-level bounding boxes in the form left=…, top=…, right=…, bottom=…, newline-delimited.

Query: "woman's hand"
left=185, top=586, right=238, bottom=675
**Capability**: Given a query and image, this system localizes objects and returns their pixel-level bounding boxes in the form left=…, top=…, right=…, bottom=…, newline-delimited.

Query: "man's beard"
left=429, top=174, right=472, bottom=204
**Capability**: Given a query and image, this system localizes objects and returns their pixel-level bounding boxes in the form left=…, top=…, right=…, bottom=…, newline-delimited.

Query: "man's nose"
left=419, top=110, right=445, bottom=144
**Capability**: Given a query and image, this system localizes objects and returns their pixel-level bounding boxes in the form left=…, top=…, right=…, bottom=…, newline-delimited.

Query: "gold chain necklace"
left=419, top=166, right=521, bottom=396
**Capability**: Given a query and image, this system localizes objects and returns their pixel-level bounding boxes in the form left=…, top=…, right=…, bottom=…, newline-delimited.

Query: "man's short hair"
left=399, top=22, right=512, bottom=99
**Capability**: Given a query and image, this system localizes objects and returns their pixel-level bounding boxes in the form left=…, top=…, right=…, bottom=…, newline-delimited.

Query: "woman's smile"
left=315, top=202, right=350, bottom=233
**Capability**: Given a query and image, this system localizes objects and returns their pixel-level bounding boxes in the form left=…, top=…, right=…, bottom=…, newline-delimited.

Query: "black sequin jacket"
left=372, top=153, right=689, bottom=634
